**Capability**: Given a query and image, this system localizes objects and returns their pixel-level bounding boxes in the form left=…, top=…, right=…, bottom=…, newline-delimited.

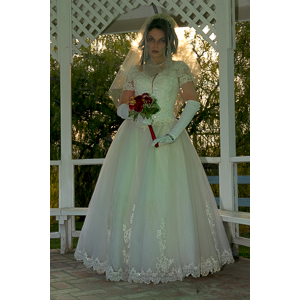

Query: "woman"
left=75, top=14, right=234, bottom=284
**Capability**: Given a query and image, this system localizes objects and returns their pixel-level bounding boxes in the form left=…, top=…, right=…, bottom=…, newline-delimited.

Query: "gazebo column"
left=217, top=0, right=238, bottom=256
left=58, top=0, right=74, bottom=253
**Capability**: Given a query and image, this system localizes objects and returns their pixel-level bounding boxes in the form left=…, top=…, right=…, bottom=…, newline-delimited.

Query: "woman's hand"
left=151, top=100, right=200, bottom=147
left=151, top=134, right=174, bottom=147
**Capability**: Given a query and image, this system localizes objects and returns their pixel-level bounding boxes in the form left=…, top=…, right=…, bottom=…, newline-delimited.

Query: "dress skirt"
left=74, top=119, right=234, bottom=284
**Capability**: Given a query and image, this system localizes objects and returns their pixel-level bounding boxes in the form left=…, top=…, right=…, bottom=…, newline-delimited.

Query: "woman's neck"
left=153, top=58, right=166, bottom=64
left=148, top=57, right=167, bottom=66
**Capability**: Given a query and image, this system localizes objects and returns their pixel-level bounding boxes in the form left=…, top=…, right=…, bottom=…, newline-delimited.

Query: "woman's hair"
left=138, top=18, right=178, bottom=64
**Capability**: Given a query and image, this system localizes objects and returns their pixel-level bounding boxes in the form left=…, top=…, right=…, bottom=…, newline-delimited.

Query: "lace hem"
left=74, top=249, right=234, bottom=285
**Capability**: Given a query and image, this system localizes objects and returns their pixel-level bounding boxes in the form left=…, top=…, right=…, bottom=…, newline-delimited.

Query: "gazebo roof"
left=101, top=0, right=250, bottom=35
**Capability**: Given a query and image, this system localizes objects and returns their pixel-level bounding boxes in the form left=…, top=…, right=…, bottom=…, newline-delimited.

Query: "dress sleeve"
left=178, top=61, right=194, bottom=87
left=122, top=66, right=136, bottom=91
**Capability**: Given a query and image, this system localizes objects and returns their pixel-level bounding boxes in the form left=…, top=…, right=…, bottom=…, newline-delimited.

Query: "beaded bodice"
left=123, top=61, right=194, bottom=125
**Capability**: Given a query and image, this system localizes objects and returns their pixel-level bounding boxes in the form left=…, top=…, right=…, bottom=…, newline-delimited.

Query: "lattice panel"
left=50, top=0, right=219, bottom=57
left=169, top=0, right=218, bottom=48
left=71, top=0, right=218, bottom=55
left=50, top=0, right=58, bottom=60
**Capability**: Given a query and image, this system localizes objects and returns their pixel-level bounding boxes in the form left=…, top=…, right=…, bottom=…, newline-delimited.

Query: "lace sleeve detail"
left=177, top=61, right=194, bottom=87
left=122, top=66, right=136, bottom=91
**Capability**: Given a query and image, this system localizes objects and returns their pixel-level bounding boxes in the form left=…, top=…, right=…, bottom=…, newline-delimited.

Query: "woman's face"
left=146, top=28, right=167, bottom=63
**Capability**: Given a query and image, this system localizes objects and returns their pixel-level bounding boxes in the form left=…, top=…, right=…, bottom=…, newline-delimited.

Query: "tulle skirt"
left=74, top=119, right=234, bottom=284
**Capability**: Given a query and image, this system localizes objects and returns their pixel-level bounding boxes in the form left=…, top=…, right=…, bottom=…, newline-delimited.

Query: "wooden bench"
left=219, top=209, right=250, bottom=247
left=219, top=209, right=250, bottom=226
left=50, top=208, right=62, bottom=239
left=50, top=208, right=88, bottom=254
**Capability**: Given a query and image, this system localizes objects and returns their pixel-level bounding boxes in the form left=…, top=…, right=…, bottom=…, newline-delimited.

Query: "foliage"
left=233, top=22, right=250, bottom=208
left=184, top=28, right=220, bottom=160
left=71, top=34, right=137, bottom=160
left=183, top=22, right=250, bottom=204
left=50, top=165, right=59, bottom=224
left=185, top=21, right=250, bottom=160
left=234, top=22, right=250, bottom=157
left=50, top=33, right=136, bottom=208
left=50, top=57, right=61, bottom=161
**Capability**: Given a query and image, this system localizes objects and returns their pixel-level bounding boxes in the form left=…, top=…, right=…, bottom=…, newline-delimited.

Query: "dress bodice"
left=123, top=61, right=194, bottom=125
left=135, top=73, right=179, bottom=124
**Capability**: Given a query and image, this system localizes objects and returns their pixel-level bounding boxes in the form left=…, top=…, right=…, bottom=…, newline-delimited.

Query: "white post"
left=58, top=0, right=74, bottom=253
left=217, top=0, right=238, bottom=256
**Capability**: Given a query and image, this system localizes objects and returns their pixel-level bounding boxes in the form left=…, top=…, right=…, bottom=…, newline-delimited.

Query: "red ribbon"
left=148, top=125, right=159, bottom=148
left=149, top=74, right=159, bottom=148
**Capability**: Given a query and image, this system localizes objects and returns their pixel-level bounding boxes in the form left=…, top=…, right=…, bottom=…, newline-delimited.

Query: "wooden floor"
left=50, top=249, right=250, bottom=300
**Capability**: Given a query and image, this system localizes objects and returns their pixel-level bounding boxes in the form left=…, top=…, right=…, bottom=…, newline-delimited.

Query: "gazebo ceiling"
left=102, top=0, right=250, bottom=35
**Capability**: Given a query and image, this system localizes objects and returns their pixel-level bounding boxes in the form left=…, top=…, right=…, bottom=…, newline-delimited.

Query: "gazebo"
left=50, top=0, right=250, bottom=254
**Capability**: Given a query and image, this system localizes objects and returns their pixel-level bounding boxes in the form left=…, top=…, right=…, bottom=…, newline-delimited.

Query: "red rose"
left=129, top=95, right=143, bottom=111
left=135, top=95, right=142, bottom=102
left=128, top=93, right=156, bottom=114
left=144, top=96, right=153, bottom=105
left=139, top=93, right=151, bottom=105
left=134, top=101, right=144, bottom=112
left=129, top=102, right=134, bottom=111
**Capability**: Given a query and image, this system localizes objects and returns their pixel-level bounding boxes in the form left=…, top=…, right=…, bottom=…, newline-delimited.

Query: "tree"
left=234, top=22, right=250, bottom=158
left=233, top=21, right=250, bottom=210
left=50, top=33, right=136, bottom=209
left=185, top=21, right=250, bottom=158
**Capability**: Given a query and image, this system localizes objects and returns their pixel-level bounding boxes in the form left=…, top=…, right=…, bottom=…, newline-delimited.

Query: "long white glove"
left=151, top=100, right=200, bottom=147
left=117, top=103, right=152, bottom=125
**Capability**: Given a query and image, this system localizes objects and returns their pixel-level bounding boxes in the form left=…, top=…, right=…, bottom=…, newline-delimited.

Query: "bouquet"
left=128, top=93, right=160, bottom=148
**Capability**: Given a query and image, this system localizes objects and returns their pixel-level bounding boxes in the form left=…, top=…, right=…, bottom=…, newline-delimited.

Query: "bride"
left=74, top=13, right=234, bottom=284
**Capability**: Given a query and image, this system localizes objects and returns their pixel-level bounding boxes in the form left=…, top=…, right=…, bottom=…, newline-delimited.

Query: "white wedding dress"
left=74, top=61, right=234, bottom=284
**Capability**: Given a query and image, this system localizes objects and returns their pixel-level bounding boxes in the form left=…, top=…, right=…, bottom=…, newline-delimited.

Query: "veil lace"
left=108, top=13, right=201, bottom=116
